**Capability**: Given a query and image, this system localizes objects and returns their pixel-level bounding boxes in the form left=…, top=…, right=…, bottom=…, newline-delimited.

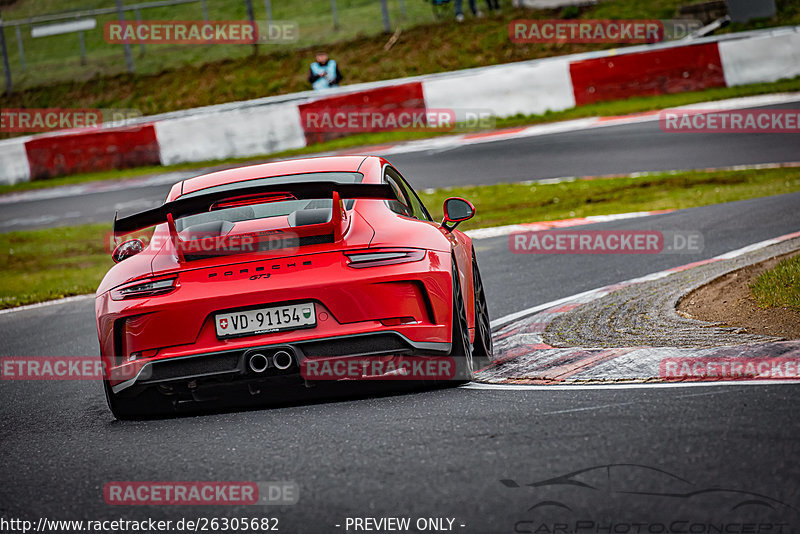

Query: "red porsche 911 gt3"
left=96, top=155, right=492, bottom=418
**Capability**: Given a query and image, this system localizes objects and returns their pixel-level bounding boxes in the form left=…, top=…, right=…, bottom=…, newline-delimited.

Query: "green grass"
left=1, top=75, right=798, bottom=196
left=0, top=223, right=112, bottom=308
left=421, top=167, right=800, bottom=230
left=1, top=0, right=798, bottom=109
left=0, top=0, right=438, bottom=91
left=3, top=166, right=800, bottom=309
left=750, top=254, right=800, bottom=310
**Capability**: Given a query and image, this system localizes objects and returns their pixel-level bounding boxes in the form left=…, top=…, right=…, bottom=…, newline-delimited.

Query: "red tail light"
left=210, top=192, right=296, bottom=210
left=344, top=249, right=425, bottom=268
left=110, top=276, right=179, bottom=300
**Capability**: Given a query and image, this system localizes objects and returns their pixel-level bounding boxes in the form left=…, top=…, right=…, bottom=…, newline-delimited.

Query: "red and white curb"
left=476, top=230, right=800, bottom=386
left=361, top=93, right=800, bottom=158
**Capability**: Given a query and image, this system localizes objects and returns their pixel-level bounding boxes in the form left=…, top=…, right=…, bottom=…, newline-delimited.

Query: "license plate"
left=215, top=303, right=316, bottom=338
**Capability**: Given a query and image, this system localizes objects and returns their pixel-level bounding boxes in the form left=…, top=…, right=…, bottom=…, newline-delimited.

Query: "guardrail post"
left=134, top=8, right=146, bottom=55
left=78, top=30, right=87, bottom=65
left=331, top=0, right=339, bottom=30
left=263, top=0, right=272, bottom=23
left=244, top=0, right=257, bottom=55
left=0, top=7, right=12, bottom=93
left=380, top=0, right=391, bottom=33
left=115, top=0, right=135, bottom=73
left=14, top=24, right=24, bottom=71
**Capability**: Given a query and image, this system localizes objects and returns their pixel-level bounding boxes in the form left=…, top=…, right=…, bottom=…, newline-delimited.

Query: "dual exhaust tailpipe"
left=247, top=349, right=294, bottom=373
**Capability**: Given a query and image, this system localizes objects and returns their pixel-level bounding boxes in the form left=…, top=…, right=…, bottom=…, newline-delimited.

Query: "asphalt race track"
left=1, top=107, right=799, bottom=532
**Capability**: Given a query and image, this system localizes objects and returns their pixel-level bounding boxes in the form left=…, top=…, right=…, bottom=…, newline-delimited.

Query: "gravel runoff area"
left=544, top=237, right=800, bottom=349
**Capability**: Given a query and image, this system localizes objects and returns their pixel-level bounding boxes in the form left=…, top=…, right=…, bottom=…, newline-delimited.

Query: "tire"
left=103, top=379, right=136, bottom=420
left=103, top=379, right=164, bottom=420
left=450, top=260, right=474, bottom=383
left=471, top=249, right=493, bottom=371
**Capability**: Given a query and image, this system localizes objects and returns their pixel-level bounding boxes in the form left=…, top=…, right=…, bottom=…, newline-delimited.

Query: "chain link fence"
left=0, top=0, right=437, bottom=92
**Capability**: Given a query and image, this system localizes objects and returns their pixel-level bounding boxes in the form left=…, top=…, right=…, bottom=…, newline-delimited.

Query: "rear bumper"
left=111, top=330, right=450, bottom=395
left=96, top=249, right=457, bottom=387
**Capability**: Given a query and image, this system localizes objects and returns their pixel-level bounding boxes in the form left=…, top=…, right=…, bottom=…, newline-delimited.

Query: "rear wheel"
left=471, top=249, right=493, bottom=370
left=103, top=378, right=165, bottom=420
left=450, top=261, right=474, bottom=383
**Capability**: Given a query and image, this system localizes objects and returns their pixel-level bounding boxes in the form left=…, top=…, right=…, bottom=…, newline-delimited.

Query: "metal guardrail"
left=0, top=0, right=209, bottom=91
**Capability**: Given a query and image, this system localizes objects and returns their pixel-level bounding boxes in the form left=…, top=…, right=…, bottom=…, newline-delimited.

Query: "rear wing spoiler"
left=113, top=181, right=396, bottom=238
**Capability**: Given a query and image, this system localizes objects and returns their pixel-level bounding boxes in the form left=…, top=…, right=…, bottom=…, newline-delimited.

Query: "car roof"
left=179, top=155, right=373, bottom=196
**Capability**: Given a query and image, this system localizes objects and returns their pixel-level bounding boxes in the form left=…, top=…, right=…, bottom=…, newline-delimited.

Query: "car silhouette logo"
left=501, top=464, right=797, bottom=515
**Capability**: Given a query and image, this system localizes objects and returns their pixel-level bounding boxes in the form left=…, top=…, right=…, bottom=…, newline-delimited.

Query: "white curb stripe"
left=0, top=294, right=95, bottom=316
left=462, top=380, right=800, bottom=391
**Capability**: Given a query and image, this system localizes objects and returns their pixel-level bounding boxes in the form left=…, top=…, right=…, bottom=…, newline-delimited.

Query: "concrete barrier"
left=0, top=139, right=31, bottom=185
left=297, top=82, right=425, bottom=145
left=422, top=59, right=575, bottom=119
left=154, top=102, right=306, bottom=166
left=719, top=30, right=800, bottom=87
left=569, top=42, right=725, bottom=106
left=25, top=125, right=160, bottom=181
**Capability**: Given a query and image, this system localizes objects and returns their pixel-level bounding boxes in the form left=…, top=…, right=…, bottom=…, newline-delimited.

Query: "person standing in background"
left=455, top=0, right=500, bottom=22
left=308, top=51, right=343, bottom=90
left=454, top=0, right=478, bottom=21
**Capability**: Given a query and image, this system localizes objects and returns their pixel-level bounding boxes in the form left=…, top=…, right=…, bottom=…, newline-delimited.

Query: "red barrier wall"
left=297, top=82, right=425, bottom=145
left=569, top=43, right=726, bottom=106
left=25, top=125, right=160, bottom=180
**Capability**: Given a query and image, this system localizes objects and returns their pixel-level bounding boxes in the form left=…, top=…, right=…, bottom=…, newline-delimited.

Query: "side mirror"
left=112, top=239, right=144, bottom=263
left=441, top=197, right=475, bottom=232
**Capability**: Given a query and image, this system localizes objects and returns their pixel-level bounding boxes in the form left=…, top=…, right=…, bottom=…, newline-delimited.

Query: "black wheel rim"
left=454, top=266, right=474, bottom=377
left=473, top=258, right=493, bottom=358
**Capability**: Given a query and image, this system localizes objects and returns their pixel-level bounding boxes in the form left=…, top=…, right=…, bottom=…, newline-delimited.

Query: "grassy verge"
left=751, top=255, right=800, bottom=310
left=0, top=223, right=111, bottom=309
left=1, top=76, right=799, bottom=197
left=424, top=167, right=800, bottom=230
left=3, top=166, right=800, bottom=309
left=1, top=0, right=798, bottom=111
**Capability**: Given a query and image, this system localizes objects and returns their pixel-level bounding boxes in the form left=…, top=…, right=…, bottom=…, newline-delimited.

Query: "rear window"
left=175, top=172, right=363, bottom=233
